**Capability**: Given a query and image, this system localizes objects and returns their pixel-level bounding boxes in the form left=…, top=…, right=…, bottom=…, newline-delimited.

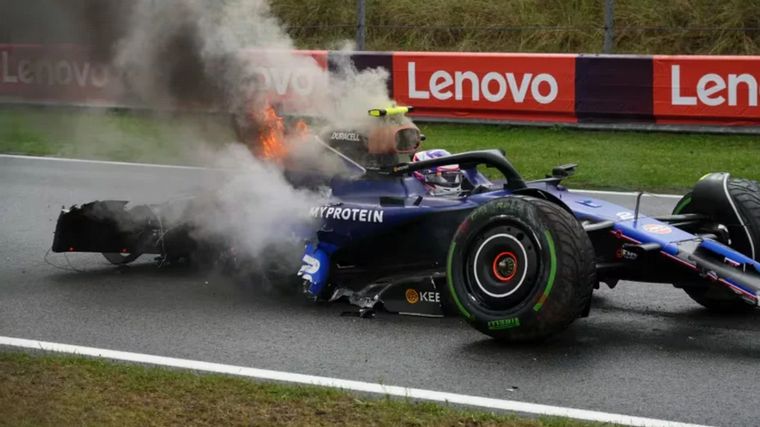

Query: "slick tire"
left=447, top=196, right=596, bottom=341
left=674, top=178, right=760, bottom=313
left=102, top=252, right=141, bottom=265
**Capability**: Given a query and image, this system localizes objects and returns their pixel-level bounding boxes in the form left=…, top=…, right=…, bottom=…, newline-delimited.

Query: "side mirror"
left=550, top=163, right=578, bottom=179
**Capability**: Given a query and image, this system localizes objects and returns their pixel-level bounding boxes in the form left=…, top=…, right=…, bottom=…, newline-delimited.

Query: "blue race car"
left=52, top=107, right=760, bottom=342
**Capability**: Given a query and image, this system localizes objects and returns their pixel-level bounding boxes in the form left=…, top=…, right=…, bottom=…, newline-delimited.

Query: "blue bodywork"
left=298, top=151, right=760, bottom=308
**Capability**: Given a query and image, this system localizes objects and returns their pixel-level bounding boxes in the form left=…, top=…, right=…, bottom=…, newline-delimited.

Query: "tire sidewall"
left=673, top=182, right=759, bottom=311
left=447, top=197, right=569, bottom=338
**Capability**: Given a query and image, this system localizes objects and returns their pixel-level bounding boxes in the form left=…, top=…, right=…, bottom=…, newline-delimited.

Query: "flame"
left=256, top=104, right=287, bottom=160
left=251, top=103, right=310, bottom=162
left=294, top=119, right=309, bottom=138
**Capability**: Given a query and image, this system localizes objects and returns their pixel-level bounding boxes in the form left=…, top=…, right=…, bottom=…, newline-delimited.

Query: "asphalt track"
left=2, top=155, right=759, bottom=426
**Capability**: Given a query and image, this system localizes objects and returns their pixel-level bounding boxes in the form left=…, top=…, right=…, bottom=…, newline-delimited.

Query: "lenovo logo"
left=406, top=61, right=558, bottom=104
left=392, top=53, right=575, bottom=121
left=1, top=51, right=109, bottom=88
left=671, top=65, right=758, bottom=107
left=251, top=66, right=322, bottom=96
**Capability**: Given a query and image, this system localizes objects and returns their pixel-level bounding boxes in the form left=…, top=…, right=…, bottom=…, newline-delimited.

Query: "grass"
left=418, top=124, right=760, bottom=193
left=270, top=0, right=760, bottom=54
left=2, top=106, right=759, bottom=193
left=0, top=107, right=235, bottom=166
left=0, top=351, right=601, bottom=427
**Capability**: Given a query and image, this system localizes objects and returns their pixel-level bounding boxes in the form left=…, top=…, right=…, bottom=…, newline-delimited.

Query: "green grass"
left=2, top=106, right=759, bottom=193
left=0, top=107, right=235, bottom=166
left=271, top=0, right=760, bottom=54
left=0, top=352, right=602, bottom=427
left=419, top=124, right=760, bottom=193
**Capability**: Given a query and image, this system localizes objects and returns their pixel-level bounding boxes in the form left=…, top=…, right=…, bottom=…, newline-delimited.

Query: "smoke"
left=111, top=0, right=293, bottom=109
left=185, top=144, right=325, bottom=258
left=1, top=0, right=400, bottom=267
left=101, top=0, right=397, bottom=264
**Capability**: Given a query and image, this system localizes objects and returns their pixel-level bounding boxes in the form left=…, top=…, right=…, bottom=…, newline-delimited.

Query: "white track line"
left=0, top=153, right=207, bottom=170
left=0, top=336, right=708, bottom=427
left=1, top=154, right=683, bottom=198
left=571, top=188, right=681, bottom=199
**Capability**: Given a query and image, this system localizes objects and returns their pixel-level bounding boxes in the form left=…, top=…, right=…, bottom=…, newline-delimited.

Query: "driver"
left=412, top=149, right=463, bottom=195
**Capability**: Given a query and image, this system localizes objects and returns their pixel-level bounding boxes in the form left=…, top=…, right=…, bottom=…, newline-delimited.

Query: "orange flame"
left=252, top=103, right=310, bottom=162
left=257, top=104, right=287, bottom=160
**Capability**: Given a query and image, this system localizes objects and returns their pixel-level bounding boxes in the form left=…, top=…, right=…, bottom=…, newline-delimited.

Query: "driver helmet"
left=412, top=149, right=462, bottom=194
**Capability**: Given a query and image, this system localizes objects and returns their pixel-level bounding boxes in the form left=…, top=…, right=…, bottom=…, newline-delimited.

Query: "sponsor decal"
left=642, top=223, right=672, bottom=235
left=242, top=50, right=328, bottom=114
left=405, top=289, right=440, bottom=304
left=669, top=64, right=757, bottom=107
left=654, top=56, right=760, bottom=123
left=330, top=131, right=361, bottom=141
left=576, top=199, right=602, bottom=208
left=419, top=291, right=440, bottom=303
left=0, top=46, right=121, bottom=105
left=616, top=211, right=635, bottom=221
left=406, top=61, right=559, bottom=104
left=0, top=51, right=110, bottom=88
left=250, top=65, right=321, bottom=97
left=405, top=288, right=419, bottom=304
left=615, top=248, right=638, bottom=260
left=309, top=206, right=384, bottom=223
left=487, top=318, right=520, bottom=330
left=392, top=53, right=575, bottom=122
left=297, top=253, right=321, bottom=283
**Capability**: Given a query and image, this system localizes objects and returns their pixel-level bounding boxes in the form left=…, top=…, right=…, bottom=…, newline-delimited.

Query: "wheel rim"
left=465, top=223, right=540, bottom=311
left=492, top=251, right=518, bottom=282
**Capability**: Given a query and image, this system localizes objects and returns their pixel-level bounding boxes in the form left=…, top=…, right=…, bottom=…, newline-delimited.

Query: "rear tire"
left=674, top=177, right=760, bottom=312
left=100, top=204, right=157, bottom=266
left=102, top=252, right=141, bottom=265
left=447, top=196, right=596, bottom=341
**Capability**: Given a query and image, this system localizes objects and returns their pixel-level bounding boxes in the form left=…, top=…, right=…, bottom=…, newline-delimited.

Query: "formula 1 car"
left=51, top=106, right=760, bottom=342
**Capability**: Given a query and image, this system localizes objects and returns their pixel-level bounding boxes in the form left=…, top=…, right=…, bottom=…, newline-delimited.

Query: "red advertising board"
left=237, top=49, right=328, bottom=114
left=0, top=45, right=329, bottom=111
left=0, top=44, right=123, bottom=106
left=392, top=52, right=577, bottom=122
left=6, top=44, right=760, bottom=129
left=654, top=55, right=760, bottom=125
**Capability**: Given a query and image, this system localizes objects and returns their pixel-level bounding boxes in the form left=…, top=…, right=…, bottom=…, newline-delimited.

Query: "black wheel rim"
left=464, top=222, right=541, bottom=311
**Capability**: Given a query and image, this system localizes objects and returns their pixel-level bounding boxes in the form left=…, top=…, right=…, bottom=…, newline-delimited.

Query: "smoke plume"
left=1, top=0, right=401, bottom=267
left=105, top=0, right=396, bottom=264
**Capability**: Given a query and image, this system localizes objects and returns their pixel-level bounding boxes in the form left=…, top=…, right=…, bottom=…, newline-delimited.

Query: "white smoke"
left=110, top=0, right=397, bottom=263
left=187, top=144, right=324, bottom=257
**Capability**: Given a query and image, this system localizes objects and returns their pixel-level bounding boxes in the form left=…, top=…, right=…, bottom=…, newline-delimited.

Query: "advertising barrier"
left=575, top=55, right=652, bottom=123
left=240, top=49, right=329, bottom=115
left=0, top=44, right=122, bottom=106
left=653, top=55, right=760, bottom=126
left=392, top=52, right=576, bottom=122
left=2, top=44, right=760, bottom=128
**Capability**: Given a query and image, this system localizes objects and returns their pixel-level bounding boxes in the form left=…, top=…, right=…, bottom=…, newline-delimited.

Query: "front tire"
left=674, top=176, right=760, bottom=312
left=447, top=196, right=596, bottom=341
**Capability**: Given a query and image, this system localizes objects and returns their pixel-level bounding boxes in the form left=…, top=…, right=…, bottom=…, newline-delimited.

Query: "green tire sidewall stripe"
left=533, top=230, right=557, bottom=312
left=673, top=195, right=691, bottom=215
left=446, top=241, right=473, bottom=320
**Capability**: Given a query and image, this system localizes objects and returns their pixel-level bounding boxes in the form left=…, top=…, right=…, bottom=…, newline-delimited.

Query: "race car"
left=51, top=106, right=760, bottom=342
